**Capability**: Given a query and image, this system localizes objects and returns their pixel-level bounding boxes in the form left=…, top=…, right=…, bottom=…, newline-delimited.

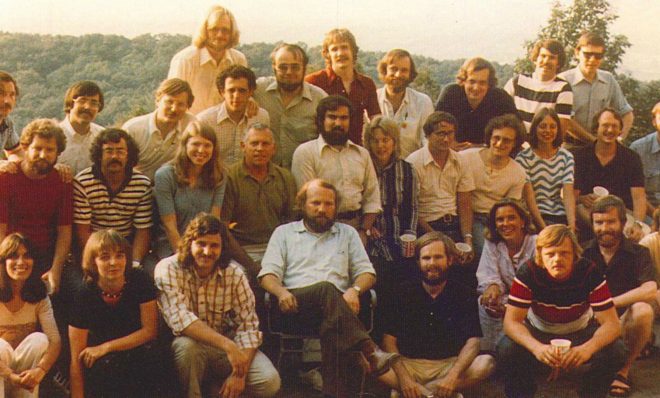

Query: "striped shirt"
left=504, top=73, right=573, bottom=131
left=155, top=256, right=261, bottom=349
left=508, top=258, right=613, bottom=335
left=73, top=167, right=153, bottom=237
left=515, top=147, right=574, bottom=216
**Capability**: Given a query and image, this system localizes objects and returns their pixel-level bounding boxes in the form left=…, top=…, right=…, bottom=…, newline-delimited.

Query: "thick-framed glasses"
left=275, top=64, right=303, bottom=72
left=74, top=97, right=101, bottom=108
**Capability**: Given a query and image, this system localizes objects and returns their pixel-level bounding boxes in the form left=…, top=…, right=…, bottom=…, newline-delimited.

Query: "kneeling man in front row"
left=379, top=231, right=494, bottom=398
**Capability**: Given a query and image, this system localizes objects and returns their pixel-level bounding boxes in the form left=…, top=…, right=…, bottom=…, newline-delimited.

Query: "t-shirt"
left=504, top=73, right=573, bottom=131
left=386, top=279, right=482, bottom=360
left=0, top=168, right=73, bottom=262
left=508, top=258, right=613, bottom=334
left=0, top=297, right=58, bottom=350
left=69, top=268, right=157, bottom=347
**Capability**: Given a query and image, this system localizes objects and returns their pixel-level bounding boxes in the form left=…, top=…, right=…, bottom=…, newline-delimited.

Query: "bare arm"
left=523, top=182, right=546, bottom=231
left=620, top=111, right=634, bottom=141
left=503, top=305, right=548, bottom=359
left=160, top=213, right=181, bottom=253
left=131, top=228, right=150, bottom=263
left=0, top=223, right=6, bottom=247
left=69, top=326, right=88, bottom=398
left=457, top=191, right=473, bottom=246
left=612, top=281, right=658, bottom=309
left=566, top=119, right=596, bottom=144
left=182, top=320, right=249, bottom=378
left=74, top=223, right=91, bottom=254
left=562, top=183, right=577, bottom=231
left=381, top=334, right=427, bottom=398
left=441, top=337, right=481, bottom=385
left=260, top=274, right=297, bottom=313
left=43, top=225, right=72, bottom=293
left=564, top=306, right=621, bottom=369
left=631, top=187, right=648, bottom=222
left=4, top=146, right=23, bottom=162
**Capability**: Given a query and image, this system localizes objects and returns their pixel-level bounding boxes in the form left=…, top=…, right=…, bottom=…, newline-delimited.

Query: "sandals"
left=608, top=373, right=631, bottom=397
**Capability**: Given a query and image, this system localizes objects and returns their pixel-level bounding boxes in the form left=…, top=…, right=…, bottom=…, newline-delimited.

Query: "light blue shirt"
left=630, top=131, right=660, bottom=207
left=259, top=220, right=375, bottom=291
left=559, top=67, right=632, bottom=132
left=476, top=234, right=537, bottom=296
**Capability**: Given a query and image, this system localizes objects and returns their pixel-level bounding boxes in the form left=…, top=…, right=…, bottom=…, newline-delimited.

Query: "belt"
left=338, top=210, right=361, bottom=220
left=430, top=214, right=456, bottom=224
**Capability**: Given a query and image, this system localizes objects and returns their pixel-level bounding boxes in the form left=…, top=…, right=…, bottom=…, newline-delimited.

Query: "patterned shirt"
left=515, top=147, right=574, bottom=216
left=197, top=102, right=270, bottom=166
left=73, top=167, right=153, bottom=237
left=155, top=256, right=262, bottom=349
left=504, top=73, right=573, bottom=131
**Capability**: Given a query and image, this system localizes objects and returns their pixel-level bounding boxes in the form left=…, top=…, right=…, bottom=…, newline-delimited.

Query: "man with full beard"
left=260, top=179, right=399, bottom=398
left=0, top=119, right=72, bottom=293
left=377, top=49, right=433, bottom=158
left=253, top=44, right=327, bottom=168
left=378, top=231, right=494, bottom=398
left=582, top=195, right=657, bottom=397
left=291, top=95, right=381, bottom=246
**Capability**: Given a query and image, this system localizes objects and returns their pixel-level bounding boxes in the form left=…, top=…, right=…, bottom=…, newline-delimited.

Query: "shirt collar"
left=237, top=160, right=276, bottom=180
left=325, top=66, right=367, bottom=88
left=584, top=237, right=636, bottom=255
left=199, top=46, right=232, bottom=67
left=292, top=220, right=339, bottom=235
left=216, top=102, right=246, bottom=124
left=574, top=68, right=607, bottom=84
left=266, top=79, right=313, bottom=102
left=422, top=145, right=459, bottom=167
left=316, top=134, right=359, bottom=155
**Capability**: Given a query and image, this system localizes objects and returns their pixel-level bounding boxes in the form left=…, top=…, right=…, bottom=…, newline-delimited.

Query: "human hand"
left=245, top=98, right=259, bottom=118
left=225, top=343, right=248, bottom=378
left=369, top=226, right=382, bottom=239
left=560, top=345, right=592, bottom=370
left=80, top=343, right=110, bottom=368
left=532, top=344, right=562, bottom=368
left=342, top=288, right=360, bottom=314
left=578, top=194, right=597, bottom=208
left=8, top=372, right=31, bottom=390
left=277, top=290, right=298, bottom=314
left=428, top=373, right=459, bottom=398
left=41, top=269, right=61, bottom=294
left=18, top=367, right=46, bottom=389
left=481, top=285, right=505, bottom=318
left=54, top=163, right=73, bottom=183
left=219, top=374, right=246, bottom=398
left=0, top=160, right=19, bottom=174
left=451, top=141, right=472, bottom=152
left=624, top=222, right=644, bottom=242
left=399, top=375, right=426, bottom=398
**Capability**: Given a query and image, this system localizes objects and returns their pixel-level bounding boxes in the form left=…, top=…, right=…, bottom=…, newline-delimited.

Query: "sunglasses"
left=582, top=51, right=604, bottom=60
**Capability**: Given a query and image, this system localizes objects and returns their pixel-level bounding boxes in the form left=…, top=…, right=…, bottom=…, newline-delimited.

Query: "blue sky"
left=1, top=0, right=658, bottom=80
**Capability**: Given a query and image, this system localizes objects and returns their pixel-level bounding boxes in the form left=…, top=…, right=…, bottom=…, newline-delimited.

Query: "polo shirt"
left=405, top=146, right=474, bottom=221
left=630, top=132, right=660, bottom=207
left=254, top=77, right=327, bottom=168
left=58, top=116, right=105, bottom=175
left=386, top=279, right=482, bottom=360
left=196, top=102, right=270, bottom=166
left=122, top=111, right=197, bottom=181
left=558, top=67, right=632, bottom=132
left=168, top=46, right=248, bottom=115
left=377, top=86, right=434, bottom=157
left=435, top=83, right=518, bottom=144
left=222, top=161, right=297, bottom=245
left=305, top=67, right=380, bottom=145
left=574, top=142, right=645, bottom=209
left=582, top=239, right=656, bottom=313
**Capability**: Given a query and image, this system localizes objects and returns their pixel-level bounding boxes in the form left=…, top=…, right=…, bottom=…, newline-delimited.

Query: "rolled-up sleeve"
left=231, top=270, right=262, bottom=349
left=154, top=257, right=199, bottom=335
left=361, top=154, right=382, bottom=214
left=259, top=225, right=287, bottom=281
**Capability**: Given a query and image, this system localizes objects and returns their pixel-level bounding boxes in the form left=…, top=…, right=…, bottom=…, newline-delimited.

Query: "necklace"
left=100, top=281, right=126, bottom=299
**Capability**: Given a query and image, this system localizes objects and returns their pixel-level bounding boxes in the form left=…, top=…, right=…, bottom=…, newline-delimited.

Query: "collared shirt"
left=291, top=135, right=381, bottom=214
left=254, top=76, right=327, bottom=168
left=559, top=67, right=633, bottom=132
left=259, top=220, right=375, bottom=292
left=630, top=132, right=660, bottom=207
left=73, top=166, right=153, bottom=237
left=435, top=83, right=518, bottom=145
left=155, top=256, right=262, bottom=349
left=168, top=46, right=248, bottom=115
left=0, top=118, right=19, bottom=155
left=58, top=116, right=105, bottom=175
left=405, top=146, right=474, bottom=221
left=504, top=73, right=573, bottom=131
left=377, top=87, right=434, bottom=157
left=582, top=239, right=656, bottom=306
left=305, top=67, right=381, bottom=145
left=197, top=103, right=270, bottom=166
left=222, top=161, right=297, bottom=245
left=122, top=111, right=196, bottom=181
left=476, top=234, right=537, bottom=295
left=574, top=142, right=645, bottom=209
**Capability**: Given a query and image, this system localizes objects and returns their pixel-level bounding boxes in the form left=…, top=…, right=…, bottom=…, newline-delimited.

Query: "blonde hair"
left=321, top=28, right=358, bottom=67
left=192, top=5, right=240, bottom=49
left=534, top=225, right=582, bottom=268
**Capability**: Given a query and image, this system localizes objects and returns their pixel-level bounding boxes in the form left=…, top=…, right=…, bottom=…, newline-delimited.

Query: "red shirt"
left=0, top=168, right=73, bottom=261
left=305, top=67, right=381, bottom=145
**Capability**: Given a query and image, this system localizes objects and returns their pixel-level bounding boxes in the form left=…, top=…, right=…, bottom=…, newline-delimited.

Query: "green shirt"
left=222, top=161, right=297, bottom=245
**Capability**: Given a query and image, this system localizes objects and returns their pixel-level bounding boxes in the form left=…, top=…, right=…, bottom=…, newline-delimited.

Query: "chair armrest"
left=368, top=289, right=377, bottom=308
left=264, top=291, right=273, bottom=310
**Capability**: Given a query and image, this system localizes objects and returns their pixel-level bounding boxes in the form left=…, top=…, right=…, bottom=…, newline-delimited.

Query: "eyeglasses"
left=430, top=130, right=454, bottom=139
left=275, top=63, right=303, bottom=72
left=74, top=97, right=101, bottom=108
left=102, top=148, right=127, bottom=156
left=491, top=135, right=514, bottom=145
left=582, top=51, right=604, bottom=60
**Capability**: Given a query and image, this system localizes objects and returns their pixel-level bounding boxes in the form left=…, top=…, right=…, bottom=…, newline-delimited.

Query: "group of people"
left=0, top=3, right=658, bottom=398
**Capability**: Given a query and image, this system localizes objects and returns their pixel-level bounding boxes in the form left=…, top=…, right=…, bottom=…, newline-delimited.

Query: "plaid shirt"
left=155, top=255, right=262, bottom=349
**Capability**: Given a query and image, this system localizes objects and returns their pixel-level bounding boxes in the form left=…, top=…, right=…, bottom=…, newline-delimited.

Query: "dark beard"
left=321, top=127, right=349, bottom=146
left=303, top=214, right=335, bottom=233
left=422, top=272, right=448, bottom=286
left=277, top=80, right=303, bottom=92
left=30, top=159, right=54, bottom=175
left=596, top=231, right=622, bottom=248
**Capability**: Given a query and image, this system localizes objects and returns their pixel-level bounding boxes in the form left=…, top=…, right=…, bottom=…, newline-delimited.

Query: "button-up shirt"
left=155, top=256, right=262, bottom=349
left=476, top=234, right=537, bottom=296
left=305, top=67, right=380, bottom=145
left=291, top=135, right=381, bottom=214
left=559, top=67, right=633, bottom=132
left=0, top=118, right=19, bottom=155
left=58, top=116, right=105, bottom=175
left=122, top=111, right=196, bottom=181
left=405, top=146, right=474, bottom=221
left=197, top=103, right=270, bottom=166
left=378, top=87, right=434, bottom=158
left=254, top=77, right=327, bottom=168
left=630, top=131, right=660, bottom=207
left=168, top=46, right=248, bottom=115
left=259, top=221, right=375, bottom=292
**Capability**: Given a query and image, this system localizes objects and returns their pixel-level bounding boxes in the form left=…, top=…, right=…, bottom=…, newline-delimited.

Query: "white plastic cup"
left=593, top=186, right=609, bottom=197
left=400, top=234, right=416, bottom=258
left=550, top=339, right=571, bottom=356
left=455, top=242, right=472, bottom=254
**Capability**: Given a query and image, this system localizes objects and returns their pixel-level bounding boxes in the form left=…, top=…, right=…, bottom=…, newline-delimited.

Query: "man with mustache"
left=197, top=65, right=269, bottom=165
left=0, top=71, right=23, bottom=166
left=122, top=78, right=197, bottom=181
left=0, top=119, right=72, bottom=293
left=58, top=81, right=105, bottom=175
left=253, top=43, right=327, bottom=168
left=582, top=195, right=657, bottom=397
left=377, top=49, right=433, bottom=158
left=260, top=179, right=398, bottom=397
left=291, top=95, right=381, bottom=246
left=305, top=29, right=380, bottom=146
left=378, top=231, right=494, bottom=398
left=73, top=128, right=152, bottom=263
